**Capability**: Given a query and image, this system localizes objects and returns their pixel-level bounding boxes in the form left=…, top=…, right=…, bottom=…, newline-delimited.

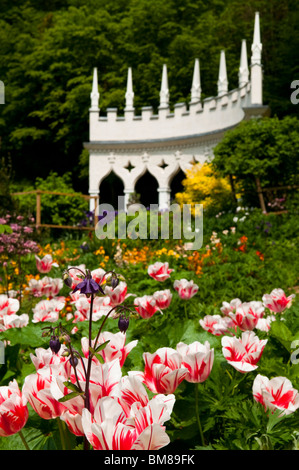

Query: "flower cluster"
left=0, top=294, right=29, bottom=331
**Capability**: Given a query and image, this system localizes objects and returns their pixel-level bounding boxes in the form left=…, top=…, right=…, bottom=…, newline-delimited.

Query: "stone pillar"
left=124, top=188, right=135, bottom=212
left=158, top=187, right=171, bottom=211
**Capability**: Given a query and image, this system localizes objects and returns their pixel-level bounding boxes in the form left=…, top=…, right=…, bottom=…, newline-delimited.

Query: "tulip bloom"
left=32, top=298, right=65, bottom=323
left=199, top=314, right=235, bottom=336
left=153, top=289, right=172, bottom=310
left=134, top=295, right=161, bottom=319
left=148, top=262, right=174, bottom=282
left=141, top=347, right=188, bottom=394
left=104, top=281, right=128, bottom=307
left=262, top=288, right=295, bottom=314
left=22, top=367, right=67, bottom=419
left=35, top=254, right=58, bottom=273
left=229, top=301, right=264, bottom=331
left=176, top=341, right=214, bottom=383
left=173, top=279, right=198, bottom=300
left=0, top=295, right=20, bottom=316
left=221, top=331, right=267, bottom=373
left=253, top=374, right=299, bottom=416
left=82, top=393, right=174, bottom=450
left=220, top=298, right=242, bottom=316
left=0, top=380, right=29, bottom=436
left=81, top=331, right=138, bottom=368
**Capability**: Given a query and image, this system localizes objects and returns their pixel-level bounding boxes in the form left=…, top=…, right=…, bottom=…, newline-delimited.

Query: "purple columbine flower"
left=72, top=270, right=103, bottom=296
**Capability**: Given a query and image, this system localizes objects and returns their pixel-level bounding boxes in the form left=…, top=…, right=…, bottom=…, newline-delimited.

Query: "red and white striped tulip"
left=173, top=279, right=198, bottom=300
left=221, top=331, right=267, bottom=373
left=153, top=289, right=172, bottom=310
left=229, top=301, right=264, bottom=331
left=253, top=374, right=299, bottom=416
left=141, top=347, right=188, bottom=394
left=35, top=254, right=58, bottom=273
left=148, top=262, right=174, bottom=282
left=262, top=288, right=295, bottom=314
left=134, top=295, right=161, bottom=319
left=0, top=380, right=29, bottom=436
left=176, top=341, right=214, bottom=383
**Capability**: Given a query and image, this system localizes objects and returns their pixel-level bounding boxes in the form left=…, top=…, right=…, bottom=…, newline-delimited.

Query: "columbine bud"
left=118, top=315, right=129, bottom=334
left=63, top=272, right=73, bottom=288
left=49, top=336, right=61, bottom=354
left=69, top=356, right=78, bottom=367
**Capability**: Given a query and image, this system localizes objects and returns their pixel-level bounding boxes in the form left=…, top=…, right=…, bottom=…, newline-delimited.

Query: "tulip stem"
left=18, top=430, right=30, bottom=450
left=57, top=417, right=67, bottom=450
left=195, top=384, right=205, bottom=447
left=184, top=303, right=188, bottom=320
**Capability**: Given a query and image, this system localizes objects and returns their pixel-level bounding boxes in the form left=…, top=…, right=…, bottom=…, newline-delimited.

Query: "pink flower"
left=81, top=384, right=175, bottom=450
left=32, top=298, right=65, bottom=323
left=153, top=289, right=172, bottom=310
left=134, top=295, right=161, bottom=319
left=173, top=279, right=198, bottom=300
left=221, top=331, right=267, bottom=373
left=81, top=331, right=138, bottom=368
left=140, top=347, right=188, bottom=394
left=0, top=295, right=20, bottom=316
left=229, top=301, right=265, bottom=331
left=67, top=264, right=86, bottom=289
left=72, top=295, right=110, bottom=323
left=199, top=314, right=235, bottom=336
left=30, top=347, right=68, bottom=370
left=28, top=276, right=63, bottom=298
left=0, top=313, right=29, bottom=331
left=262, top=288, right=295, bottom=314
left=176, top=341, right=214, bottom=383
left=220, top=298, right=242, bottom=315
left=104, top=281, right=129, bottom=307
left=0, top=379, right=29, bottom=436
left=148, top=262, right=174, bottom=282
left=35, top=254, right=59, bottom=273
left=91, top=268, right=106, bottom=285
left=22, top=367, right=67, bottom=420
left=253, top=374, right=299, bottom=416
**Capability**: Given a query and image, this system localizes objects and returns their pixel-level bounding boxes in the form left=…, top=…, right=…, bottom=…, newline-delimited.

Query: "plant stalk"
left=195, top=383, right=205, bottom=447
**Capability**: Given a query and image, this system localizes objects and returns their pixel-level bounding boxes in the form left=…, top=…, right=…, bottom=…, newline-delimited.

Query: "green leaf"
left=58, top=391, right=83, bottom=403
left=94, top=340, right=110, bottom=352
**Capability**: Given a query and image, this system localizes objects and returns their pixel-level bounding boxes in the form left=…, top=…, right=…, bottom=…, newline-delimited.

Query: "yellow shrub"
left=175, top=162, right=232, bottom=214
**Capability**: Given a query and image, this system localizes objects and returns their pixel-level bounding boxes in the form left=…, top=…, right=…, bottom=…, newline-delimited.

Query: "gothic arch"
left=135, top=170, right=159, bottom=208
left=99, top=170, right=124, bottom=208
left=170, top=167, right=186, bottom=202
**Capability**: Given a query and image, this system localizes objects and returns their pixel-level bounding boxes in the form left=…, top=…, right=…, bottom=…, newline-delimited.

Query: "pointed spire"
left=251, top=12, right=263, bottom=104
left=239, top=39, right=249, bottom=87
left=190, top=58, right=201, bottom=103
left=251, top=11, right=262, bottom=65
left=217, top=50, right=228, bottom=96
left=125, top=67, right=134, bottom=112
left=159, top=64, right=169, bottom=108
left=90, top=67, right=99, bottom=111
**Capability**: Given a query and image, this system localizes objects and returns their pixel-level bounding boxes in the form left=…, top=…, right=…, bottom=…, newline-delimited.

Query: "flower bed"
left=0, top=209, right=298, bottom=450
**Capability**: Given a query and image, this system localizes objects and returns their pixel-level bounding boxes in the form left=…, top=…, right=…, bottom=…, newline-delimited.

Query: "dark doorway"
left=99, top=171, right=124, bottom=209
left=170, top=168, right=186, bottom=202
left=135, top=171, right=159, bottom=208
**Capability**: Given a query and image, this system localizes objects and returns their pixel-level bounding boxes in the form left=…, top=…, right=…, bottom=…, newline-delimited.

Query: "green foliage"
left=212, top=116, right=299, bottom=207
left=0, top=0, right=297, bottom=187
left=0, top=208, right=299, bottom=450
left=12, top=172, right=88, bottom=226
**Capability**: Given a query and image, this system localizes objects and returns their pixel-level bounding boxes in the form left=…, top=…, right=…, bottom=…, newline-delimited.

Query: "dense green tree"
left=0, top=0, right=297, bottom=191
left=211, top=116, right=299, bottom=210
